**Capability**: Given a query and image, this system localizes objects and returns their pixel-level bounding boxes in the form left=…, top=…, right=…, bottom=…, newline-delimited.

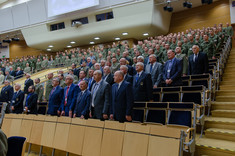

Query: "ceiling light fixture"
left=70, top=41, right=76, bottom=44
left=48, top=45, right=53, bottom=48
left=67, top=45, right=72, bottom=48
left=47, top=48, right=52, bottom=51
left=90, top=41, right=95, bottom=44
left=115, top=37, right=120, bottom=40
left=94, top=37, right=100, bottom=40
left=122, top=32, right=128, bottom=36
left=143, top=33, right=149, bottom=36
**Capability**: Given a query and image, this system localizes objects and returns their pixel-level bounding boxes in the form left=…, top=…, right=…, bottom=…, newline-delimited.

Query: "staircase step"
left=196, top=138, right=235, bottom=156
left=212, top=102, right=235, bottom=110
left=211, top=110, right=235, bottom=118
left=220, top=85, right=235, bottom=90
left=216, top=90, right=235, bottom=96
left=216, top=96, right=235, bottom=102
left=205, top=128, right=235, bottom=142
left=205, top=117, right=235, bottom=130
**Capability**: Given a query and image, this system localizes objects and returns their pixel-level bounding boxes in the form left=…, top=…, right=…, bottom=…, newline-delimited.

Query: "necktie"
left=64, top=86, right=70, bottom=106
left=150, top=64, right=153, bottom=73
left=136, top=73, right=139, bottom=83
left=115, top=84, right=119, bottom=96
left=50, top=87, right=56, bottom=97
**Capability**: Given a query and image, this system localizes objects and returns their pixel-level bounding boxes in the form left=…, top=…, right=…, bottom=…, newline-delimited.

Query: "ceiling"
left=1, top=0, right=219, bottom=51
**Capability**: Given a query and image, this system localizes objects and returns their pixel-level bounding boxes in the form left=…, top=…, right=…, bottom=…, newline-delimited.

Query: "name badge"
left=140, top=82, right=144, bottom=86
left=12, top=100, right=15, bottom=103
left=16, top=98, right=19, bottom=101
left=167, top=70, right=171, bottom=73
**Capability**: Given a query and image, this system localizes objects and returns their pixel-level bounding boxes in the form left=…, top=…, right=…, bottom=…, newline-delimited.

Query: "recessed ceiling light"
left=115, top=37, right=120, bottom=40
left=67, top=45, right=72, bottom=48
left=48, top=45, right=53, bottom=48
left=70, top=41, right=76, bottom=44
left=143, top=33, right=149, bottom=36
left=122, top=32, right=128, bottom=36
left=90, top=41, right=95, bottom=44
left=94, top=37, right=100, bottom=40
left=47, top=48, right=51, bottom=51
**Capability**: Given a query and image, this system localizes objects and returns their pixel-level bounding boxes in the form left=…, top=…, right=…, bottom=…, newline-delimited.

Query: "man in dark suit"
left=120, top=65, right=133, bottom=84
left=133, top=62, right=153, bottom=102
left=145, top=54, right=162, bottom=88
left=188, top=45, right=209, bottom=75
left=59, top=75, right=79, bottom=117
left=24, top=73, right=34, bottom=94
left=9, top=67, right=16, bottom=77
left=15, top=67, right=24, bottom=79
left=90, top=70, right=110, bottom=120
left=47, top=78, right=64, bottom=115
left=110, top=71, right=133, bottom=122
left=73, top=80, right=91, bottom=119
left=103, top=66, right=114, bottom=86
left=24, top=85, right=38, bottom=114
left=71, top=63, right=80, bottom=77
left=87, top=69, right=95, bottom=91
left=162, top=50, right=183, bottom=87
left=11, top=83, right=24, bottom=114
left=0, top=80, right=14, bottom=113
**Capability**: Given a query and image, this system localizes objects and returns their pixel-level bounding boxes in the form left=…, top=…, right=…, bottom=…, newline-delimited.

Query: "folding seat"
left=182, top=75, right=190, bottom=86
left=191, top=74, right=211, bottom=89
left=182, top=85, right=205, bottom=105
left=162, top=87, right=181, bottom=102
left=37, top=102, right=48, bottom=115
left=132, top=102, right=147, bottom=122
left=146, top=102, right=167, bottom=125
left=152, top=88, right=161, bottom=102
left=20, top=115, right=35, bottom=142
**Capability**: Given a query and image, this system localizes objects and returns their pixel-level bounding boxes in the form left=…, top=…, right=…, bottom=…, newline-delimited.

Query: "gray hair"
left=149, top=54, right=157, bottom=59
left=120, top=65, right=128, bottom=72
left=136, top=62, right=144, bottom=68
left=137, top=56, right=144, bottom=60
left=66, top=75, right=74, bottom=81
left=95, top=70, right=102, bottom=75
left=15, top=83, right=21, bottom=88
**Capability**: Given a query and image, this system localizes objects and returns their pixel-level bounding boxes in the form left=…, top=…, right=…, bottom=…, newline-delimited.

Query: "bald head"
left=114, top=71, right=124, bottom=83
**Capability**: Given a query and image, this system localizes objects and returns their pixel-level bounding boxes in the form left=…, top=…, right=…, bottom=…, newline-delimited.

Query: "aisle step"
left=205, top=128, right=235, bottom=142
left=211, top=110, right=235, bottom=118
left=205, top=117, right=235, bottom=130
left=216, top=96, right=235, bottom=102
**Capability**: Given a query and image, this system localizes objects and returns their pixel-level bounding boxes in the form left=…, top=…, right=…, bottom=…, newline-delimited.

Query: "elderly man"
left=24, top=73, right=34, bottom=94
left=145, top=54, right=162, bottom=88
left=120, top=65, right=133, bottom=84
left=59, top=75, right=79, bottom=117
left=103, top=66, right=114, bottom=86
left=47, top=78, right=63, bottom=115
left=4, top=71, right=14, bottom=82
left=11, top=83, right=24, bottom=114
left=0, top=80, right=14, bottom=113
left=188, top=45, right=209, bottom=75
left=119, top=58, right=136, bottom=76
left=15, top=67, right=24, bottom=79
left=90, top=70, right=110, bottom=120
left=0, top=71, right=4, bottom=84
left=162, top=50, right=182, bottom=86
left=110, top=71, right=133, bottom=122
left=73, top=80, right=91, bottom=119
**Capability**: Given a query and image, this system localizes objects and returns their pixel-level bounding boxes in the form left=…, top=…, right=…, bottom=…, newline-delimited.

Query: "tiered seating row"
left=1, top=114, right=189, bottom=156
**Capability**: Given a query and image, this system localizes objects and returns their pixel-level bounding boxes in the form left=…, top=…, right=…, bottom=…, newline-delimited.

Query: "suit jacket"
left=74, top=89, right=91, bottom=118
left=48, top=86, right=64, bottom=115
left=110, top=81, right=134, bottom=122
left=73, top=68, right=80, bottom=77
left=87, top=77, right=95, bottom=91
left=127, top=65, right=136, bottom=76
left=133, top=72, right=153, bottom=101
left=24, top=79, right=34, bottom=94
left=163, top=58, right=183, bottom=86
left=124, top=74, right=133, bottom=84
left=145, top=62, right=162, bottom=87
left=188, top=52, right=209, bottom=75
left=103, top=73, right=114, bottom=86
left=15, top=70, right=24, bottom=79
left=26, top=93, right=38, bottom=114
left=90, top=80, right=110, bottom=119
left=9, top=70, right=16, bottom=77
left=4, top=75, right=14, bottom=82
left=175, top=53, right=188, bottom=75
left=60, top=83, right=80, bottom=116
left=0, top=85, right=14, bottom=103
left=11, top=90, right=24, bottom=113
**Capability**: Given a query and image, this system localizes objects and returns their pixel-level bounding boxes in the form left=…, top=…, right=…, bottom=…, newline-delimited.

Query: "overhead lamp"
left=143, top=33, right=149, bottom=36
left=115, top=37, right=120, bottom=40
left=47, top=48, right=52, bottom=51
left=70, top=41, right=76, bottom=44
left=67, top=45, right=72, bottom=48
left=90, top=41, right=95, bottom=44
left=48, top=45, right=54, bottom=48
left=94, top=37, right=100, bottom=40
left=122, top=32, right=128, bottom=36
left=183, top=1, right=192, bottom=8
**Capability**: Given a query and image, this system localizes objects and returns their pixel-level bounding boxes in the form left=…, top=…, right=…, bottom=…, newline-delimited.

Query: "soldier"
left=175, top=47, right=188, bottom=76
left=58, top=73, right=66, bottom=88
left=24, top=63, right=31, bottom=74
left=34, top=78, right=44, bottom=102
left=36, top=59, right=42, bottom=72
left=80, top=61, right=89, bottom=76
left=111, top=57, right=120, bottom=74
left=45, top=73, right=53, bottom=101
left=187, top=34, right=198, bottom=57
left=41, top=57, right=48, bottom=69
left=200, top=34, right=215, bottom=59
left=55, top=54, right=61, bottom=67
left=65, top=56, right=71, bottom=67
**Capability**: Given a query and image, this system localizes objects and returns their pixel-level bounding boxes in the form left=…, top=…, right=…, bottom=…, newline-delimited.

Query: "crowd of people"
left=0, top=22, right=233, bottom=122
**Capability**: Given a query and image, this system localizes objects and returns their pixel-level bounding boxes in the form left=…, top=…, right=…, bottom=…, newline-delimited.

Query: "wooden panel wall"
left=9, top=40, right=54, bottom=60
left=169, top=0, right=231, bottom=33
